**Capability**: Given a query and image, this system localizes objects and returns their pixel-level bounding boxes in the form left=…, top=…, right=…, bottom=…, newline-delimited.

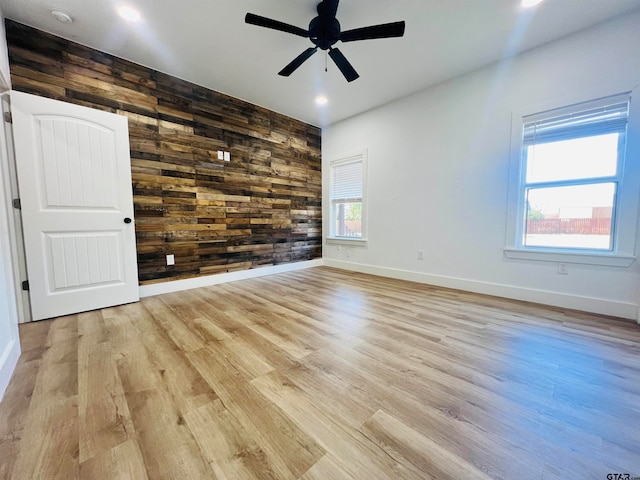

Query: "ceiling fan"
left=245, top=0, right=406, bottom=82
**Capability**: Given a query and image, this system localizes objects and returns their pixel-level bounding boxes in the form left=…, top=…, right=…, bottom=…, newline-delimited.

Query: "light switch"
left=217, top=151, right=224, bottom=160
left=166, top=254, right=175, bottom=266
left=224, top=151, right=230, bottom=162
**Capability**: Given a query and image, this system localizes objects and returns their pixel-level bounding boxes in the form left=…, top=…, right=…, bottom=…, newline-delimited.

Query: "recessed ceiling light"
left=51, top=10, right=73, bottom=24
left=118, top=5, right=141, bottom=22
left=521, top=0, right=543, bottom=8
left=315, top=96, right=328, bottom=106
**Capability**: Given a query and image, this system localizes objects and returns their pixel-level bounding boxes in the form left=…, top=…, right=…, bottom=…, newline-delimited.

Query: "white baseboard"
left=0, top=338, right=20, bottom=402
left=324, top=259, right=638, bottom=320
left=139, top=259, right=324, bottom=298
left=138, top=256, right=638, bottom=321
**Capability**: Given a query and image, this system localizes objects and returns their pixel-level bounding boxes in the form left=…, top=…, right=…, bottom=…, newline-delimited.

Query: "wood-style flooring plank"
left=0, top=356, right=42, bottom=479
left=0, top=320, right=50, bottom=479
left=359, top=409, right=494, bottom=480
left=299, top=454, right=356, bottom=480
left=126, top=301, right=219, bottom=414
left=77, top=311, right=134, bottom=464
left=184, top=399, right=278, bottom=480
left=8, top=315, right=80, bottom=480
left=102, top=309, right=214, bottom=479
left=79, top=439, right=148, bottom=480
left=251, top=370, right=423, bottom=480
left=187, top=345, right=325, bottom=479
left=78, top=340, right=133, bottom=463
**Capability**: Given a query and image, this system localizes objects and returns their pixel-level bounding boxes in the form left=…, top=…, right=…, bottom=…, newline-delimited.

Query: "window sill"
left=503, top=247, right=635, bottom=267
left=326, top=237, right=368, bottom=247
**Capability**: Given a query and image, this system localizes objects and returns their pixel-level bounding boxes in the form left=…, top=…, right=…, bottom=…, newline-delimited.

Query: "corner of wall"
left=0, top=338, right=20, bottom=402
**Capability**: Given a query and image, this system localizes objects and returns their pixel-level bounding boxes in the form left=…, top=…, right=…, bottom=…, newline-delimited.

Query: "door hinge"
left=12, top=198, right=21, bottom=210
left=21, top=280, right=29, bottom=291
left=4, top=112, right=12, bottom=124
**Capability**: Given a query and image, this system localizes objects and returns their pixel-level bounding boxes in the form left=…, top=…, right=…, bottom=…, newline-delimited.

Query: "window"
left=328, top=150, right=367, bottom=242
left=505, top=92, right=639, bottom=266
left=522, top=99, right=627, bottom=250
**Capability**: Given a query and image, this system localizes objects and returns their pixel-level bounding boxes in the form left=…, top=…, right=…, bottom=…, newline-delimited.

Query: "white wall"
left=0, top=181, right=20, bottom=400
left=0, top=5, right=20, bottom=402
left=323, top=12, right=640, bottom=320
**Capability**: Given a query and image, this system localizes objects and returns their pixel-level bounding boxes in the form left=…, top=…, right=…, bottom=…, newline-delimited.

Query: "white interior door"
left=11, top=90, right=139, bottom=321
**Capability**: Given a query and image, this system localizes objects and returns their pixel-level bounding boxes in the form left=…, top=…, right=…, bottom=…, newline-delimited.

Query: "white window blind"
left=523, top=101, right=628, bottom=146
left=331, top=160, right=362, bottom=202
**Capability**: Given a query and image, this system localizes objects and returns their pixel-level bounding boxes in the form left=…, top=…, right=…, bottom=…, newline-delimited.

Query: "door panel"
left=45, top=232, right=124, bottom=290
left=11, top=91, right=139, bottom=320
left=36, top=117, right=119, bottom=209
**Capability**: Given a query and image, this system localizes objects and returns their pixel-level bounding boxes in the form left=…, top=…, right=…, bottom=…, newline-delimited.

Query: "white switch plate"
left=224, top=151, right=230, bottom=162
left=217, top=150, right=224, bottom=160
left=166, top=254, right=175, bottom=266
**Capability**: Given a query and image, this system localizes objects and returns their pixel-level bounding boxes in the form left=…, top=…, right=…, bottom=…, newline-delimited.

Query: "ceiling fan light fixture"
left=521, top=0, right=543, bottom=8
left=118, top=5, right=142, bottom=23
left=51, top=10, right=73, bottom=24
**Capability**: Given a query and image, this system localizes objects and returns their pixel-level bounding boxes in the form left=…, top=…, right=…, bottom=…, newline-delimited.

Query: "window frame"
left=326, top=149, right=368, bottom=246
left=504, top=91, right=640, bottom=267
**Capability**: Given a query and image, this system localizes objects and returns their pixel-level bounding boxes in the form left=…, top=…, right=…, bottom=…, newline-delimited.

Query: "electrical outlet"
left=346, top=248, right=351, bottom=258
left=557, top=262, right=568, bottom=275
left=418, top=250, right=424, bottom=260
left=166, top=254, right=175, bottom=266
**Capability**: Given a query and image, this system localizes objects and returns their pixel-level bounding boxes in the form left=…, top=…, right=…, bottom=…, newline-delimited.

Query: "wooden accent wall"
left=5, top=20, right=322, bottom=285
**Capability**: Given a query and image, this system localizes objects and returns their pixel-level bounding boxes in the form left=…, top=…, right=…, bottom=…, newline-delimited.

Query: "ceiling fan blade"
left=245, top=13, right=309, bottom=38
left=279, top=47, right=318, bottom=77
left=328, top=48, right=359, bottom=82
left=340, top=21, right=406, bottom=42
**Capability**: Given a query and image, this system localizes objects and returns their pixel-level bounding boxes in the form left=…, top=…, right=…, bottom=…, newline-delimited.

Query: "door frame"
left=1, top=93, right=30, bottom=323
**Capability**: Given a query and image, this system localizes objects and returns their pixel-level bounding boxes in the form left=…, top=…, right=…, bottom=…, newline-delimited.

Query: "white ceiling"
left=2, top=0, right=640, bottom=127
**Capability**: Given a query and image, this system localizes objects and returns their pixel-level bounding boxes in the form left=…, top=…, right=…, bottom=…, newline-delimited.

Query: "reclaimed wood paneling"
left=5, top=20, right=322, bottom=285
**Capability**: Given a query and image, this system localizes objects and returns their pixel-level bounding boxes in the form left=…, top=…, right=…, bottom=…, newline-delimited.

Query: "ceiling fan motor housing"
left=309, top=1, right=341, bottom=50
left=309, top=16, right=341, bottom=50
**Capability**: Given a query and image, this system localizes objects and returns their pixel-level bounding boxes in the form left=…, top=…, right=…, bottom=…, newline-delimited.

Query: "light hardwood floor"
left=1, top=267, right=639, bottom=479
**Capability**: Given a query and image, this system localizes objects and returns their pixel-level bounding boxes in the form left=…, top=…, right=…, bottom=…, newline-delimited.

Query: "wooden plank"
left=79, top=439, right=149, bottom=480
left=359, top=409, right=493, bottom=480
left=127, top=301, right=219, bottom=413
left=300, top=454, right=357, bottom=480
left=187, top=346, right=325, bottom=479
left=0, top=356, right=42, bottom=479
left=78, top=320, right=134, bottom=464
left=8, top=316, right=80, bottom=480
left=251, top=371, right=422, bottom=480
left=184, top=400, right=279, bottom=479
left=102, top=309, right=214, bottom=479
left=139, top=296, right=209, bottom=353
